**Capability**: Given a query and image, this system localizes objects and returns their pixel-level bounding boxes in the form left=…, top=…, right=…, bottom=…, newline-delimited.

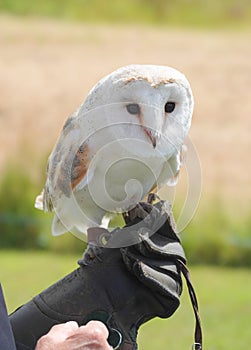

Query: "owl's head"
left=82, top=64, right=194, bottom=155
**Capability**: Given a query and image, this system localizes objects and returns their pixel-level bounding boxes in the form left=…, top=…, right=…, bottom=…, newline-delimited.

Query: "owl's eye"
left=165, top=102, right=176, bottom=113
left=126, top=103, right=140, bottom=115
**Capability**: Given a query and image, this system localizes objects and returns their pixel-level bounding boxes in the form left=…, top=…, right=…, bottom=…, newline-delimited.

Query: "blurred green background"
left=1, top=0, right=251, bottom=28
left=0, top=1, right=251, bottom=349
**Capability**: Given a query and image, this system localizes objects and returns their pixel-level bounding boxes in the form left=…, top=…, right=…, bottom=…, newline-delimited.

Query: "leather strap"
left=177, top=259, right=202, bottom=350
left=120, top=341, right=134, bottom=350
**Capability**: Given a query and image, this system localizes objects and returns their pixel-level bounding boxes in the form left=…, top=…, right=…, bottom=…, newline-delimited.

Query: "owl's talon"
left=139, top=202, right=153, bottom=214
left=123, top=203, right=151, bottom=225
left=123, top=207, right=138, bottom=224
left=147, top=193, right=160, bottom=204
left=122, top=212, right=131, bottom=225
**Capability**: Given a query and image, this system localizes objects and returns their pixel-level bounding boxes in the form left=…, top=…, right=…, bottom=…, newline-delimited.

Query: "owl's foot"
left=122, top=204, right=147, bottom=225
left=147, top=192, right=160, bottom=204
left=122, top=193, right=160, bottom=225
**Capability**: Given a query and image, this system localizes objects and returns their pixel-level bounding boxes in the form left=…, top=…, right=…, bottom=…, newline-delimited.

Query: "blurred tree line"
left=0, top=164, right=86, bottom=254
left=0, top=164, right=250, bottom=266
left=0, top=0, right=251, bottom=28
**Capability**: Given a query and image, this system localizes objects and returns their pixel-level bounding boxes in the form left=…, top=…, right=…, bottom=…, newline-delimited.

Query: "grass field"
left=0, top=250, right=250, bottom=349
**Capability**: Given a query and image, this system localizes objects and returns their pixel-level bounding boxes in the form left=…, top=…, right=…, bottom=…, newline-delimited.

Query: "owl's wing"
left=157, top=144, right=187, bottom=189
left=37, top=142, right=94, bottom=236
left=35, top=115, right=95, bottom=235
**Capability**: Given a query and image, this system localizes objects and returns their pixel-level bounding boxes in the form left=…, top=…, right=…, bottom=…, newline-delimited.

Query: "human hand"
left=35, top=320, right=112, bottom=350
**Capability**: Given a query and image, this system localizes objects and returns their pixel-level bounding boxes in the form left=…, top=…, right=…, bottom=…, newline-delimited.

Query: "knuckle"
left=35, top=335, right=51, bottom=348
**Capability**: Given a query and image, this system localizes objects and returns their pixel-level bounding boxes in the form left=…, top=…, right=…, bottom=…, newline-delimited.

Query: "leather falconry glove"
left=9, top=199, right=202, bottom=350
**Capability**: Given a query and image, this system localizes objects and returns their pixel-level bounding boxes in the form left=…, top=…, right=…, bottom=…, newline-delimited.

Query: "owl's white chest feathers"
left=51, top=127, right=177, bottom=235
left=78, top=135, right=167, bottom=212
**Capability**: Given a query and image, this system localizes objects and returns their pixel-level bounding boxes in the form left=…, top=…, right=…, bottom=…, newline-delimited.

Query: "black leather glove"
left=120, top=200, right=202, bottom=350
left=9, top=200, right=202, bottom=350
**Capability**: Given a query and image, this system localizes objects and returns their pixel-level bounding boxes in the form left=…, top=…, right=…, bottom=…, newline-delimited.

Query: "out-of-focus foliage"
left=0, top=163, right=251, bottom=265
left=0, top=165, right=42, bottom=248
left=0, top=164, right=86, bottom=253
left=0, top=0, right=251, bottom=28
left=180, top=201, right=251, bottom=266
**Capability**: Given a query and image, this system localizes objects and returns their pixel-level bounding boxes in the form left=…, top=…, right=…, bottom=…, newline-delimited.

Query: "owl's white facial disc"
left=80, top=64, right=194, bottom=155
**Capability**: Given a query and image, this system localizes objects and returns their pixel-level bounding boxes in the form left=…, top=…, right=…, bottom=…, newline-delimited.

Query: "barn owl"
left=35, top=64, right=194, bottom=238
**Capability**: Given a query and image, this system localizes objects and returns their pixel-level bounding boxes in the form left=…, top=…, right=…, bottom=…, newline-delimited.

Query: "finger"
left=48, top=321, right=79, bottom=339
left=66, top=321, right=111, bottom=349
left=84, top=320, right=109, bottom=339
left=35, top=321, right=79, bottom=349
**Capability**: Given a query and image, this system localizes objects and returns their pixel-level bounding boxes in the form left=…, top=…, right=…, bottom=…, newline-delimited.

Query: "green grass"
left=1, top=0, right=251, bottom=28
left=139, top=266, right=251, bottom=349
left=1, top=251, right=250, bottom=349
left=0, top=251, right=80, bottom=311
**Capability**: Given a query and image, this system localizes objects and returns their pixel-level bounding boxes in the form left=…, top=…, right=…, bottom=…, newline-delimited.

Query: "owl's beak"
left=143, top=127, right=157, bottom=148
